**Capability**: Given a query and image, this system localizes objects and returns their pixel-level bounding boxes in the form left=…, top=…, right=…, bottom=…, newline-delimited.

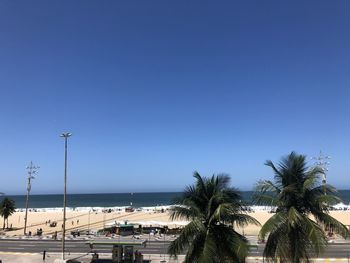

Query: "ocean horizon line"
left=4, top=190, right=183, bottom=197
left=3, top=190, right=350, bottom=209
left=4, top=188, right=350, bottom=197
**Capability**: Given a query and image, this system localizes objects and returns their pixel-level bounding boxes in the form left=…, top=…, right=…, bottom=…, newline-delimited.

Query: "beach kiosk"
left=116, top=223, right=134, bottom=236
left=105, top=221, right=135, bottom=236
left=87, top=240, right=147, bottom=263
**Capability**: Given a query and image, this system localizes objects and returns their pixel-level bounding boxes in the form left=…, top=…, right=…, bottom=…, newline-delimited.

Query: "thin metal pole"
left=163, top=231, right=166, bottom=261
left=88, top=210, right=90, bottom=234
left=103, top=213, right=106, bottom=229
left=24, top=162, right=38, bottom=235
left=24, top=175, right=31, bottom=235
left=62, top=136, right=68, bottom=260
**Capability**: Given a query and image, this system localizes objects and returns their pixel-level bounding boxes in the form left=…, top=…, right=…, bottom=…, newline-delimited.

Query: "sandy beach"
left=2, top=209, right=350, bottom=238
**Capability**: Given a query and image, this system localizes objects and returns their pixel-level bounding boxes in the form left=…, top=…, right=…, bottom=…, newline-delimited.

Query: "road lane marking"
left=0, top=251, right=38, bottom=255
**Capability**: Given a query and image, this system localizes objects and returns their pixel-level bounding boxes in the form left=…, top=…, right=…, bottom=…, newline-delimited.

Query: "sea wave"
left=14, top=203, right=350, bottom=213
left=14, top=205, right=173, bottom=213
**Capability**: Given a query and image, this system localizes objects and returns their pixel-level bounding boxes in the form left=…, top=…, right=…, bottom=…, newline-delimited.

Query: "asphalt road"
left=0, top=239, right=169, bottom=255
left=0, top=239, right=349, bottom=259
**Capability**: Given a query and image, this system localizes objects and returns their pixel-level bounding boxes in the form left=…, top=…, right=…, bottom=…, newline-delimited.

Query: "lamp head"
left=60, top=132, right=72, bottom=138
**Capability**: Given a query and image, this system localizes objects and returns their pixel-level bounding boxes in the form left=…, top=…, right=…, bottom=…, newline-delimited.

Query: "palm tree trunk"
left=2, top=219, right=5, bottom=230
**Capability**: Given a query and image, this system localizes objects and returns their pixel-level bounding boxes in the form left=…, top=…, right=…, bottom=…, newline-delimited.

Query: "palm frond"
left=215, top=173, right=231, bottom=191
left=169, top=204, right=201, bottom=221
left=183, top=232, right=205, bottom=263
left=212, top=224, right=249, bottom=262
left=301, top=216, right=327, bottom=255
left=303, top=167, right=323, bottom=192
left=264, top=160, right=283, bottom=179
left=259, top=212, right=287, bottom=240
left=252, top=193, right=278, bottom=206
left=253, top=179, right=280, bottom=206
left=198, top=233, right=217, bottom=263
left=228, top=213, right=261, bottom=228
left=314, top=212, right=349, bottom=238
left=287, top=206, right=303, bottom=227
left=263, top=221, right=289, bottom=261
left=193, top=171, right=207, bottom=195
left=255, top=180, right=281, bottom=194
left=168, top=219, right=205, bottom=257
left=314, top=194, right=341, bottom=207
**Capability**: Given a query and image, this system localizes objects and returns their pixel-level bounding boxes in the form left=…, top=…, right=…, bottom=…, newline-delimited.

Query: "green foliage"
left=0, top=197, right=16, bottom=229
left=254, top=152, right=349, bottom=263
left=169, top=172, right=260, bottom=262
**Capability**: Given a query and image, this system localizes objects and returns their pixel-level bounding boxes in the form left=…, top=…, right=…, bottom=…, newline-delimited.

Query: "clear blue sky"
left=0, top=1, right=349, bottom=194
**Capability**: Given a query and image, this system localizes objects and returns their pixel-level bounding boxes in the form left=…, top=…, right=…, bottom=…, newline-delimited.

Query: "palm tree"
left=0, top=198, right=16, bottom=229
left=254, top=152, right=349, bottom=262
left=168, top=172, right=260, bottom=263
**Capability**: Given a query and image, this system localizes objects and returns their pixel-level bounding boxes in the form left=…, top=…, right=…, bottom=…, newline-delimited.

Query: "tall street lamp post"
left=24, top=161, right=39, bottom=235
left=60, top=132, right=72, bottom=260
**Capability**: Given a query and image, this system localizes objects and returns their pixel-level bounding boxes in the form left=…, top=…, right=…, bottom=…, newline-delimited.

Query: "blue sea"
left=3, top=190, right=350, bottom=209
